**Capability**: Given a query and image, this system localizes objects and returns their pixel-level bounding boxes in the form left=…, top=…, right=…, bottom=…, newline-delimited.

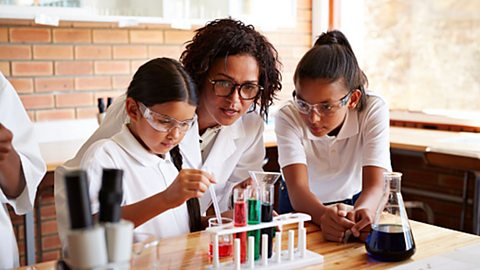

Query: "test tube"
left=233, top=187, right=248, bottom=263
left=247, top=185, right=261, bottom=260
left=260, top=183, right=274, bottom=258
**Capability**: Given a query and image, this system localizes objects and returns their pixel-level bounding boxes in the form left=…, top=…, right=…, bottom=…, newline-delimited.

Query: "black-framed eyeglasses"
left=293, top=90, right=352, bottom=116
left=209, top=79, right=263, bottom=100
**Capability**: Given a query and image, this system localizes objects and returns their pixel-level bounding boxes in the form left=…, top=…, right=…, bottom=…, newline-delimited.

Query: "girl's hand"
left=347, top=208, right=373, bottom=241
left=320, top=203, right=355, bottom=242
left=164, top=169, right=216, bottom=207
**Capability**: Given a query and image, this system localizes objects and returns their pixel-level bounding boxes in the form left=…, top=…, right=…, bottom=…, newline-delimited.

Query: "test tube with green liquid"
left=247, top=185, right=261, bottom=260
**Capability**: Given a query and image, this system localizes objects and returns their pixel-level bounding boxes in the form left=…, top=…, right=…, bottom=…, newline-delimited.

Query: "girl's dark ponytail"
left=170, top=145, right=202, bottom=232
left=314, top=30, right=354, bottom=54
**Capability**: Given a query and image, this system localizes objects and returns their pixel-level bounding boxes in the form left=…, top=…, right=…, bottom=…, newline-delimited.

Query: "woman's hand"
left=320, top=203, right=355, bottom=242
left=164, top=169, right=216, bottom=208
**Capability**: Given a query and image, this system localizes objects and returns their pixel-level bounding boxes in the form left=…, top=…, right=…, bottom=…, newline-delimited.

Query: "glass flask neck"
left=384, top=172, right=402, bottom=193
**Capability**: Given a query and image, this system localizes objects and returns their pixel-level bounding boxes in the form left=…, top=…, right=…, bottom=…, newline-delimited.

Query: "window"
left=0, top=0, right=297, bottom=29
left=332, top=0, right=480, bottom=113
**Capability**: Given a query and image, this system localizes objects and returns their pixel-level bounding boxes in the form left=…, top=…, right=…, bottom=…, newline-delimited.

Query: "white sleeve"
left=361, top=97, right=392, bottom=171
left=0, top=72, right=46, bottom=214
left=274, top=106, right=307, bottom=168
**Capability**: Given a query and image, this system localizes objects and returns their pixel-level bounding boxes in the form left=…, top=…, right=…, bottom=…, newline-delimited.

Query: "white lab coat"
left=181, top=115, right=265, bottom=213
left=0, top=72, right=46, bottom=269
left=55, top=94, right=265, bottom=246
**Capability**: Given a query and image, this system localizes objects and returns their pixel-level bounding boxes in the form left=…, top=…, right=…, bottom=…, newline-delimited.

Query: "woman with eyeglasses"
left=54, top=18, right=281, bottom=244
left=79, top=58, right=215, bottom=238
left=275, top=30, right=391, bottom=243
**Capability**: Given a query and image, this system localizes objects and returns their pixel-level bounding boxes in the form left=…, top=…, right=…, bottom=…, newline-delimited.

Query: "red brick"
left=41, top=249, right=61, bottom=262
left=12, top=61, right=53, bottom=76
left=0, top=19, right=32, bottom=26
left=19, top=94, right=54, bottom=109
left=75, top=76, right=111, bottom=90
left=131, top=60, right=148, bottom=73
left=72, top=21, right=116, bottom=28
left=148, top=45, right=183, bottom=59
left=94, top=61, right=130, bottom=75
left=112, top=75, right=131, bottom=90
left=42, top=234, right=61, bottom=250
left=56, top=92, right=94, bottom=107
left=36, top=109, right=75, bottom=121
left=41, top=220, right=58, bottom=235
left=55, top=61, right=93, bottom=75
left=10, top=27, right=51, bottom=43
left=164, top=29, right=194, bottom=44
left=35, top=77, right=74, bottom=92
left=113, top=45, right=147, bottom=59
left=93, top=29, right=128, bottom=44
left=0, top=28, right=8, bottom=42
left=53, top=29, right=91, bottom=43
left=0, top=62, right=10, bottom=76
left=9, top=78, right=33, bottom=93
left=33, top=45, right=73, bottom=60
left=0, top=45, right=31, bottom=59
left=75, top=45, right=111, bottom=59
left=130, top=30, right=164, bottom=44
left=17, top=241, right=24, bottom=254
left=40, top=204, right=56, bottom=218
left=77, top=107, right=98, bottom=119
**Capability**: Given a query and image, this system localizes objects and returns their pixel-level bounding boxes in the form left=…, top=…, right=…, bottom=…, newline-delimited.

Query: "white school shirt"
left=55, top=94, right=265, bottom=246
left=0, top=72, right=46, bottom=269
left=274, top=93, right=392, bottom=203
left=80, top=125, right=190, bottom=238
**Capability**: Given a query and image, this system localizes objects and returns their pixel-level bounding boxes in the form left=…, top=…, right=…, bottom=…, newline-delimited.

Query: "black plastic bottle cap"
left=65, top=170, right=93, bottom=230
left=99, top=168, right=123, bottom=223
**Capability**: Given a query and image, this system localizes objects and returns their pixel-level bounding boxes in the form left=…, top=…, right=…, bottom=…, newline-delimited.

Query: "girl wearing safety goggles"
left=275, top=30, right=392, bottom=243
left=80, top=58, right=215, bottom=238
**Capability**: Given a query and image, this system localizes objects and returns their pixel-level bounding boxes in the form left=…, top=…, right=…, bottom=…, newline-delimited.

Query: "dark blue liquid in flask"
left=366, top=172, right=416, bottom=261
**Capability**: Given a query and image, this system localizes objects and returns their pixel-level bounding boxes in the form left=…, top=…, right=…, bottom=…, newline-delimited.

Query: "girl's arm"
left=347, top=166, right=386, bottom=240
left=97, top=169, right=215, bottom=228
left=283, top=163, right=354, bottom=242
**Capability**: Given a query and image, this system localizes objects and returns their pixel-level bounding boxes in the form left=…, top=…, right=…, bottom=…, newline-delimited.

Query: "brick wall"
left=4, top=0, right=312, bottom=265
left=0, top=1, right=311, bottom=123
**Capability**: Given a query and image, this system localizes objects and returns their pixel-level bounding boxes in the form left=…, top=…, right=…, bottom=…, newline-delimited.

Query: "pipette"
left=204, top=167, right=222, bottom=225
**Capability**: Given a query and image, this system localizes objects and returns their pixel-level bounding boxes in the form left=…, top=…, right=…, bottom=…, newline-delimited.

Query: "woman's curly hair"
left=180, top=18, right=282, bottom=121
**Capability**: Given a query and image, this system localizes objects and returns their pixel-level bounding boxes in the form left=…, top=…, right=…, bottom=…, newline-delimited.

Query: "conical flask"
left=365, top=172, right=416, bottom=261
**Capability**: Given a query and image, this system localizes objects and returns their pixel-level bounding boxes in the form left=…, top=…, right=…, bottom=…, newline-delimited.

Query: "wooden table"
left=17, top=220, right=480, bottom=269
left=264, top=126, right=480, bottom=233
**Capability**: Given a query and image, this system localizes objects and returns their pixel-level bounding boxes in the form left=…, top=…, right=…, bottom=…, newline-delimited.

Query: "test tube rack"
left=205, top=213, right=324, bottom=269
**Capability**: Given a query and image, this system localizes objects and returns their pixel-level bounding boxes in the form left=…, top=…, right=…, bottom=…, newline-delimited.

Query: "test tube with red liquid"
left=233, top=187, right=248, bottom=263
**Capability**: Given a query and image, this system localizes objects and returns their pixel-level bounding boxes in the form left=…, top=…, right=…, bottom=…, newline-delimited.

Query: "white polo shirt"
left=80, top=125, right=190, bottom=239
left=274, top=93, right=392, bottom=203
